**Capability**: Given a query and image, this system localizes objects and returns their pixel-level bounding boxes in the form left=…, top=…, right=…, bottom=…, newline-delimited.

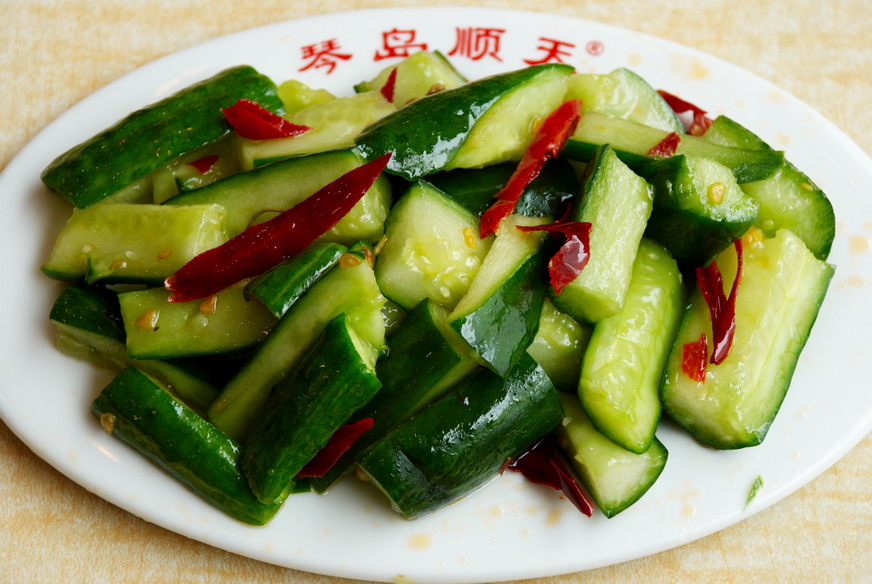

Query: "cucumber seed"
left=707, top=182, right=726, bottom=205
left=136, top=309, right=159, bottom=331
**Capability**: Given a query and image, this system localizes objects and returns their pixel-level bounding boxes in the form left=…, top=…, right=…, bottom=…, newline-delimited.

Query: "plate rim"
left=1, top=6, right=871, bottom=583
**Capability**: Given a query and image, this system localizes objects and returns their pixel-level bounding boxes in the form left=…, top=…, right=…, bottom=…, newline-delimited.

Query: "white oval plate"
left=1, top=7, right=870, bottom=583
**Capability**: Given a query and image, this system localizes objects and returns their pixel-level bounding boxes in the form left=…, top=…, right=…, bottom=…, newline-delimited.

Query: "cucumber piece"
left=555, top=393, right=668, bottom=518
left=374, top=181, right=492, bottom=310
left=551, top=145, right=653, bottom=324
left=41, top=66, right=282, bottom=208
left=309, top=299, right=480, bottom=493
left=277, top=79, right=335, bottom=114
left=381, top=299, right=407, bottom=335
left=640, top=154, right=760, bottom=265
left=354, top=50, right=467, bottom=106
left=164, top=135, right=242, bottom=200
left=449, top=215, right=548, bottom=376
left=526, top=299, right=592, bottom=393
left=661, top=229, right=834, bottom=449
left=118, top=281, right=276, bottom=359
left=50, top=284, right=226, bottom=411
left=241, top=314, right=381, bottom=503
left=42, top=203, right=228, bottom=284
left=357, top=354, right=563, bottom=519
left=446, top=65, right=572, bottom=170
left=355, top=64, right=573, bottom=180
left=207, top=246, right=386, bottom=442
left=704, top=116, right=835, bottom=260
left=422, top=157, right=579, bottom=218
left=92, top=367, right=282, bottom=525
left=240, top=92, right=396, bottom=168
left=562, top=112, right=784, bottom=184
left=579, top=239, right=684, bottom=453
left=565, top=68, right=683, bottom=133
left=244, top=242, right=347, bottom=318
left=165, top=148, right=392, bottom=243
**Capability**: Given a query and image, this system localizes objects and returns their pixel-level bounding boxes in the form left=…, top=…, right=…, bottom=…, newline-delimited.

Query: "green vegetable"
left=309, top=299, right=480, bottom=492
left=563, top=111, right=784, bottom=184
left=556, top=393, right=668, bottom=518
left=355, top=64, right=573, bottom=179
left=92, top=367, right=282, bottom=525
left=241, top=314, right=381, bottom=503
left=357, top=354, right=563, bottom=519
left=746, top=475, right=765, bottom=506
left=661, top=229, right=834, bottom=449
left=551, top=145, right=653, bottom=324
left=449, top=215, right=548, bottom=375
left=42, top=66, right=282, bottom=207
left=207, top=244, right=386, bottom=442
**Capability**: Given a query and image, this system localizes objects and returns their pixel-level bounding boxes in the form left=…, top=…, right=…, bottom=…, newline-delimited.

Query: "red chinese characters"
left=299, top=39, right=353, bottom=74
left=524, top=37, right=576, bottom=65
left=448, top=27, right=506, bottom=61
left=374, top=28, right=428, bottom=60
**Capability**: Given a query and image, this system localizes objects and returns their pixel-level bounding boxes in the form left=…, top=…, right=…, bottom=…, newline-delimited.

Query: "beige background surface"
left=1, top=1, right=870, bottom=583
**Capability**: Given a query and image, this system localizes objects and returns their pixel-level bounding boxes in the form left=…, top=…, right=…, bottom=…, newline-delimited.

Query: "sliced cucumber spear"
left=357, top=354, right=563, bottom=519
left=355, top=64, right=573, bottom=180
left=550, top=145, right=653, bottom=324
left=308, top=299, right=480, bottom=493
left=241, top=313, right=381, bottom=504
left=42, top=65, right=282, bottom=207
left=661, top=229, right=834, bottom=449
left=92, top=367, right=282, bottom=525
left=449, top=215, right=549, bottom=376
left=579, top=239, right=684, bottom=453
left=556, top=393, right=668, bottom=518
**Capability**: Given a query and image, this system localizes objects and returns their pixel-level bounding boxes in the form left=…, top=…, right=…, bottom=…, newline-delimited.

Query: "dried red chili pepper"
left=380, top=67, right=398, bottom=103
left=682, top=332, right=709, bottom=382
left=517, top=220, right=592, bottom=294
left=506, top=437, right=594, bottom=517
left=165, top=153, right=392, bottom=302
left=295, top=418, right=375, bottom=479
left=647, top=131, right=681, bottom=158
left=696, top=239, right=744, bottom=365
left=657, top=90, right=713, bottom=136
left=479, top=100, right=582, bottom=238
left=222, top=98, right=311, bottom=140
left=187, top=155, right=219, bottom=174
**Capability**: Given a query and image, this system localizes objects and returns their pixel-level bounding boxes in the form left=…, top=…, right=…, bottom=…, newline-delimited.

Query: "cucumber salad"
left=40, top=51, right=835, bottom=525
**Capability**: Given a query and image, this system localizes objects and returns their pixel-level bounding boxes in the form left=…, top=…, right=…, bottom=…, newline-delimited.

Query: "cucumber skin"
left=704, top=116, right=835, bottom=261
left=450, top=247, right=548, bottom=376
left=207, top=248, right=386, bottom=442
left=244, top=242, right=347, bottom=318
left=357, top=354, right=563, bottom=519
left=422, top=158, right=579, bottom=218
left=50, top=284, right=233, bottom=412
left=92, top=367, right=282, bottom=525
left=309, top=300, right=479, bottom=492
left=50, top=284, right=125, bottom=343
left=640, top=155, right=759, bottom=265
left=355, top=64, right=573, bottom=180
left=42, top=66, right=283, bottom=208
left=241, top=314, right=381, bottom=504
left=562, top=112, right=784, bottom=184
